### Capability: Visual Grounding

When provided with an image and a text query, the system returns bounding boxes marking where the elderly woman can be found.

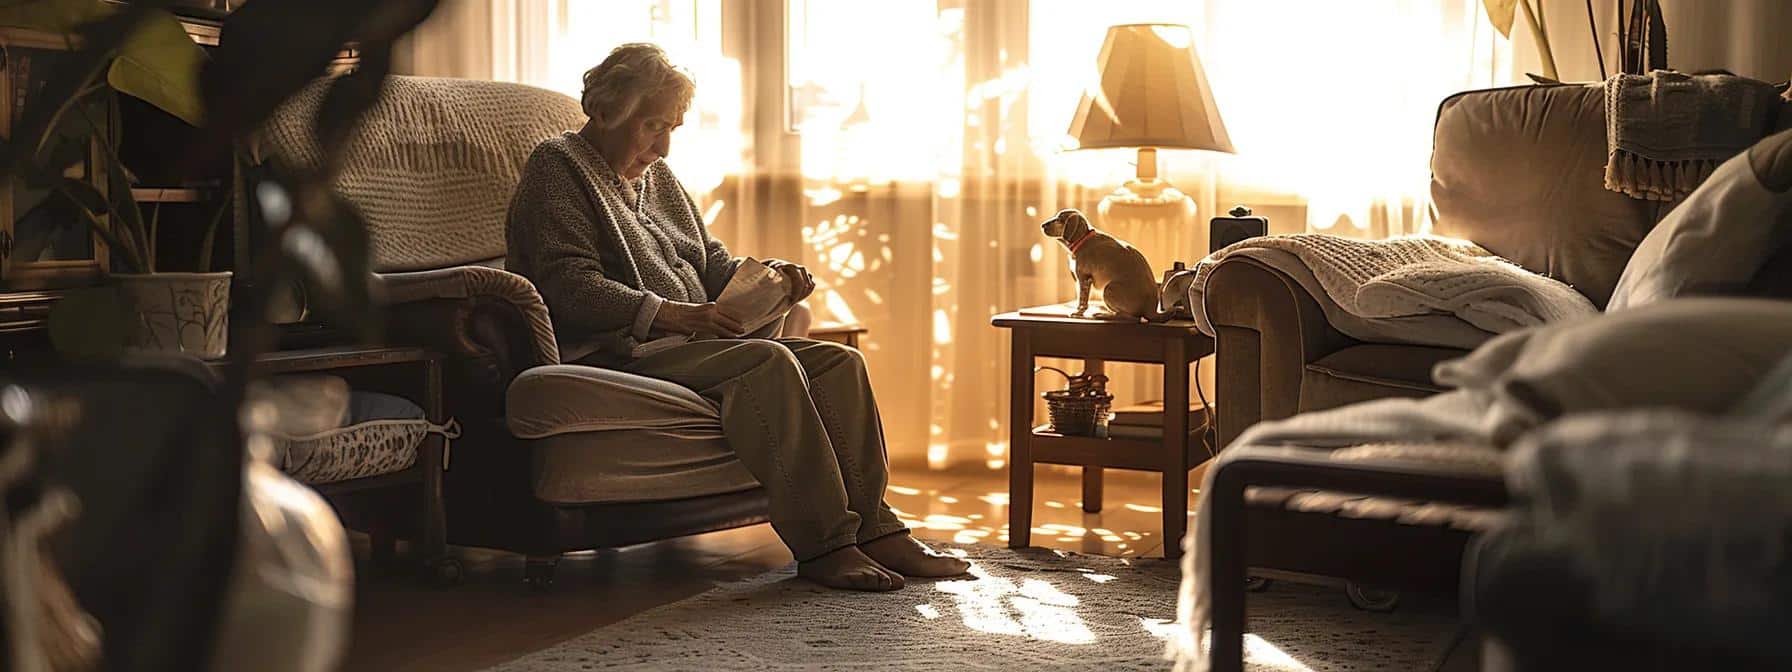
[505,43,967,591]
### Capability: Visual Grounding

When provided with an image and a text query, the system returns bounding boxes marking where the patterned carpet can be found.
[484,544,1460,671]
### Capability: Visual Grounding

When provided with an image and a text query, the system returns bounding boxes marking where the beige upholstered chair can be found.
[259,75,796,587]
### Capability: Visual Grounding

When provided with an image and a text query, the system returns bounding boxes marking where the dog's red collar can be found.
[1065,229,1095,254]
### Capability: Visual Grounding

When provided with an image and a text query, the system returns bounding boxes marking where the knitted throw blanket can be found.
[1191,234,1596,344]
[1604,71,1780,201]
[259,76,587,272]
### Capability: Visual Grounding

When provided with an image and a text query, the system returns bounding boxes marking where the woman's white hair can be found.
[580,43,695,128]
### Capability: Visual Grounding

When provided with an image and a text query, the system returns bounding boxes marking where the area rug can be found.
[484,544,1459,671]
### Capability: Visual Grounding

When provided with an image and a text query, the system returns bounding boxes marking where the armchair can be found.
[258,76,797,587]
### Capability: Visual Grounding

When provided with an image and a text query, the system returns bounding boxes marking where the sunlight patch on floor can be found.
[932,561,1097,645]
[1244,634,1316,671]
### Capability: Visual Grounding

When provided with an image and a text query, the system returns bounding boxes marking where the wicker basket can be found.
[1038,367,1112,436]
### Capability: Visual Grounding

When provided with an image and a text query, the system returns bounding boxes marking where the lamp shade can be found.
[1067,24,1234,153]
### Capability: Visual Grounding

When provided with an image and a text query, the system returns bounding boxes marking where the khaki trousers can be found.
[617,337,908,561]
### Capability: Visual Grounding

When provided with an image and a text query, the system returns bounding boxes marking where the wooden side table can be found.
[992,309,1215,560]
[208,344,458,583]
[810,322,868,349]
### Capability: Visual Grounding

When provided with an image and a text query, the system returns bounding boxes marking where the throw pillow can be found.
[1431,298,1792,443]
[1607,128,1792,310]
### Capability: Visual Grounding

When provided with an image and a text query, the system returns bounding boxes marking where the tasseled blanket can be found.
[1604,71,1780,201]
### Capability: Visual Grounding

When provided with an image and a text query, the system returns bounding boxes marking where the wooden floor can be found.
[341,461,1199,672]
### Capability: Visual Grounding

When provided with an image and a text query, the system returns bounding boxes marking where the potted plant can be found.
[3,0,220,357]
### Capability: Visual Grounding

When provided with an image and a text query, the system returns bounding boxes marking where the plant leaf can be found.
[56,175,108,214]
[0,5,141,185]
[201,0,437,142]
[1483,0,1517,38]
[108,8,207,126]
[290,189,378,341]
[68,198,146,274]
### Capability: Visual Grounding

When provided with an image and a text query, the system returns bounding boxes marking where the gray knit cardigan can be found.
[505,132,741,364]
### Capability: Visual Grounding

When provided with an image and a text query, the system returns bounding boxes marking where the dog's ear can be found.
[1064,210,1089,241]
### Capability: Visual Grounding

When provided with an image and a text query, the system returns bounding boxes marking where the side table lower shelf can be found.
[1029,425,1214,471]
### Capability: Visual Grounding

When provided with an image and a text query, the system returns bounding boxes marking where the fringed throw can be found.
[1604,70,1780,201]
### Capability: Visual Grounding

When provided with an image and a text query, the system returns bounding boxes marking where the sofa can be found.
[1207,82,1792,448]
[1193,83,1792,672]
[257,75,792,587]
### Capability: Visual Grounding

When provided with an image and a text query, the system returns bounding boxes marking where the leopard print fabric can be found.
[273,419,456,485]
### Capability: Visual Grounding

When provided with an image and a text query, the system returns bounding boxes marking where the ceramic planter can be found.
[112,272,231,359]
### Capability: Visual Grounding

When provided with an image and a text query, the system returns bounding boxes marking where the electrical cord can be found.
[1194,358,1216,458]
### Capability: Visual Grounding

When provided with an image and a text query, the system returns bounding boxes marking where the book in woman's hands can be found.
[631,258,795,358]
[716,258,795,334]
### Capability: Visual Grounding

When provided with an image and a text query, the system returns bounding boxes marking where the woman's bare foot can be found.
[860,533,972,578]
[798,545,904,591]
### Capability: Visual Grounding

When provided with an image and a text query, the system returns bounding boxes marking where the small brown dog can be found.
[1040,208,1163,321]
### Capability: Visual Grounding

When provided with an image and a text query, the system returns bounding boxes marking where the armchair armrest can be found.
[376,266,561,390]
[1203,256,1358,447]
[1208,444,1510,508]
[1200,443,1510,671]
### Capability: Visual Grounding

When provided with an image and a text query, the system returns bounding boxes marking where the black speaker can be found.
[1210,205,1268,254]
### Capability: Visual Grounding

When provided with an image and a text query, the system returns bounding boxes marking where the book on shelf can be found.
[1109,399,1208,428]
[1103,422,1218,442]
[1104,424,1164,440]
[630,258,793,358]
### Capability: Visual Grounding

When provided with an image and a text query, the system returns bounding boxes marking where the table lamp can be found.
[1068,23,1233,225]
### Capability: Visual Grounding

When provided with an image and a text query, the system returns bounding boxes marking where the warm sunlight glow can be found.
[1150,24,1191,49]
[1244,635,1317,672]
[508,0,1519,470]
[820,290,859,326]
[928,444,950,469]
[934,563,1096,645]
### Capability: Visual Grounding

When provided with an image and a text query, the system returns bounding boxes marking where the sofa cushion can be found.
[1430,85,1665,308]
[531,427,760,504]
[1433,298,1792,439]
[1300,344,1466,413]
[1607,129,1792,311]
[508,365,761,504]
[507,364,721,438]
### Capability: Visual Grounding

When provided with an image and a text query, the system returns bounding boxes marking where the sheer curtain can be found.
[397,0,1515,467]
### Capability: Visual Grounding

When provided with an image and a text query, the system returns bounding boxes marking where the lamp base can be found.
[1096,178,1197,222]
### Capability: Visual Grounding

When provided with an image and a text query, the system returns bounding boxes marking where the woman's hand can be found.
[765,259,816,302]
[653,300,747,337]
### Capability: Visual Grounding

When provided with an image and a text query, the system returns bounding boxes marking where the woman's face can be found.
[598,93,685,181]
